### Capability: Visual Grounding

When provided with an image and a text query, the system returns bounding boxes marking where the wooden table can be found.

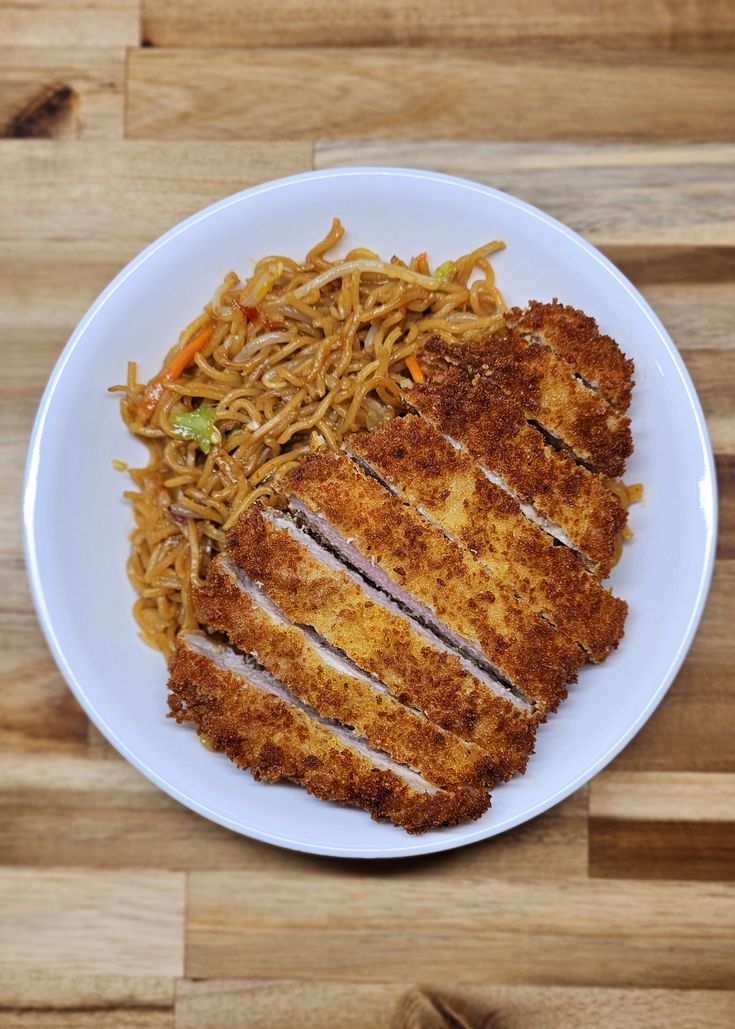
[1,4,734,1026]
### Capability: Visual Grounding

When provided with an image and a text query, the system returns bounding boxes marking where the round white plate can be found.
[24,167,717,858]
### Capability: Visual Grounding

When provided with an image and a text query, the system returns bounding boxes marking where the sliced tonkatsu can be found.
[406,367,627,578]
[196,555,496,789]
[505,300,635,413]
[348,415,627,662]
[227,503,539,780]
[169,633,490,833]
[281,451,584,711]
[426,329,633,478]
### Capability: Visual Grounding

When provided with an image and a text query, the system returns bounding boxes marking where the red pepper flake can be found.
[232,299,277,331]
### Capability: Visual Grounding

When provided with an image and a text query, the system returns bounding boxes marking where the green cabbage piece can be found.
[171,405,221,454]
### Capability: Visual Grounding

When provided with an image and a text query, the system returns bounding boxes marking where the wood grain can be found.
[186,871,735,986]
[0,870,185,978]
[588,772,735,881]
[589,819,735,881]
[126,49,735,142]
[0,49,124,139]
[719,456,735,559]
[142,0,735,51]
[0,2,139,48]
[389,984,735,1029]
[590,771,735,821]
[173,980,735,1029]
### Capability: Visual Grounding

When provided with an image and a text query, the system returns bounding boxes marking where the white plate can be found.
[24,168,717,859]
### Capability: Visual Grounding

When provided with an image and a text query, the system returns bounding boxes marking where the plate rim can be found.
[22,165,718,859]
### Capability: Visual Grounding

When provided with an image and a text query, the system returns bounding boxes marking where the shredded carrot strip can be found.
[136,323,215,422]
[405,355,425,383]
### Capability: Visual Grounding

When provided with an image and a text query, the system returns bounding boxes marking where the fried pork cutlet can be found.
[426,329,633,478]
[196,556,495,790]
[227,504,538,780]
[348,415,627,663]
[505,300,635,413]
[169,633,490,833]
[281,452,584,712]
[406,368,626,578]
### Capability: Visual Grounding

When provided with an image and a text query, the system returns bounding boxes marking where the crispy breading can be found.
[196,557,496,789]
[406,367,626,578]
[227,505,538,779]
[281,452,584,711]
[348,416,627,662]
[169,634,490,833]
[505,300,635,413]
[426,329,633,478]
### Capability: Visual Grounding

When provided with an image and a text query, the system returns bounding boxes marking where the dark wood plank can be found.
[590,819,735,881]
[718,456,735,560]
[141,0,735,51]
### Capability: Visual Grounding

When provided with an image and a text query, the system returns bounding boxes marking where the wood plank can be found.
[315,142,735,245]
[174,980,735,1029]
[0,1,139,48]
[611,562,735,772]
[0,973,173,1010]
[126,50,735,143]
[0,1017,169,1028]
[0,582,87,755]
[390,985,735,1029]
[186,872,735,986]
[588,772,735,882]
[0,870,185,978]
[0,1011,172,1028]
[0,753,588,876]
[638,283,733,350]
[590,772,735,822]
[0,140,312,252]
[603,245,735,286]
[174,979,403,1029]
[142,0,735,50]
[589,819,735,881]
[718,456,735,559]
[0,49,124,139]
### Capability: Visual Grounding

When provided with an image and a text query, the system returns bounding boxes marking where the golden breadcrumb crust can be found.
[349,416,627,662]
[227,505,538,779]
[427,329,633,478]
[196,557,497,789]
[168,635,490,834]
[505,300,635,413]
[406,368,626,578]
[281,452,584,711]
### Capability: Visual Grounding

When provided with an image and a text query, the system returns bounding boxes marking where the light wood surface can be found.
[1,3,733,1026]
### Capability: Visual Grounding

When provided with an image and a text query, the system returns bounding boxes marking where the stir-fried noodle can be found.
[112,219,506,657]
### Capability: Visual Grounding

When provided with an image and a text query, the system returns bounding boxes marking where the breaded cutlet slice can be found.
[282,451,584,712]
[426,329,633,478]
[196,556,496,789]
[348,415,627,663]
[406,367,627,578]
[227,504,538,780]
[505,300,635,413]
[169,633,490,833]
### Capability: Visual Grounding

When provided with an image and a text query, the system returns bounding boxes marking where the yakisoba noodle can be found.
[113,219,506,658]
